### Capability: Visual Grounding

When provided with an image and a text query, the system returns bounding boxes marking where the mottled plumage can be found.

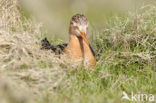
[41,37,67,54]
[41,14,96,67]
[71,14,88,25]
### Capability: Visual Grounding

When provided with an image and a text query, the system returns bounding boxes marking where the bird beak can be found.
[79,30,89,45]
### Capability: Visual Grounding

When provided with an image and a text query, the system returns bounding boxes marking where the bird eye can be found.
[72,24,78,29]
[71,22,77,27]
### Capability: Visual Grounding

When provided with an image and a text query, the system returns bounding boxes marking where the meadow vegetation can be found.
[0,0,155,103]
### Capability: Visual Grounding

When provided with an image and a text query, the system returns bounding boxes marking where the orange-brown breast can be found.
[83,42,96,67]
[64,35,96,67]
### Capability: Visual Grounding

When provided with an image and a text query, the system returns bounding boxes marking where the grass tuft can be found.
[0,0,155,103]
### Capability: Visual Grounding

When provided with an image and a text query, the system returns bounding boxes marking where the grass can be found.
[0,0,156,103]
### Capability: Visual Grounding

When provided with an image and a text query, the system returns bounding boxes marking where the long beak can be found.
[80,30,89,45]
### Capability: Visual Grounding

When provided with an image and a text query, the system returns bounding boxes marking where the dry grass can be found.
[0,0,50,69]
[0,0,70,102]
[0,0,155,103]
[94,5,156,66]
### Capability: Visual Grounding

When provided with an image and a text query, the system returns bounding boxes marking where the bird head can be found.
[69,14,89,45]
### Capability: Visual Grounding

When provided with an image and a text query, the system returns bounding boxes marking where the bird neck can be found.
[64,33,96,67]
[68,34,95,58]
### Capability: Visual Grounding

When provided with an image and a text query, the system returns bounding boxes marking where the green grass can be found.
[0,0,156,103]
[39,65,155,103]
[37,5,156,103]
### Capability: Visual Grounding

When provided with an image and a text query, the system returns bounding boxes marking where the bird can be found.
[41,14,96,67]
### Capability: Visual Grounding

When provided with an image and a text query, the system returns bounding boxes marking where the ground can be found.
[0,0,155,103]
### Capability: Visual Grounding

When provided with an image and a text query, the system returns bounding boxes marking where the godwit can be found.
[41,14,96,67]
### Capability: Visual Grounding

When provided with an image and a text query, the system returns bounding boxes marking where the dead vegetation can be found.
[0,0,155,103]
[0,0,69,102]
[95,5,156,67]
